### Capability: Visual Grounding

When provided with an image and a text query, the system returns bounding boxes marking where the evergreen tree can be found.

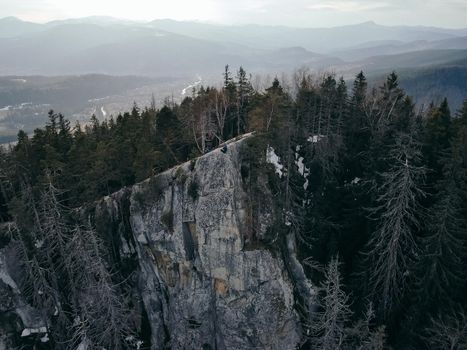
[425,98,452,183]
[236,66,253,134]
[416,136,467,310]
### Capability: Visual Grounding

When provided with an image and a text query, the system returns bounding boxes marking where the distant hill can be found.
[0,16,44,38]
[0,20,344,76]
[400,65,467,112]
[0,17,466,76]
[342,49,467,77]
[149,19,464,52]
[331,36,467,61]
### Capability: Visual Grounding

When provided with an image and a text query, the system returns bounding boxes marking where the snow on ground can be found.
[19,103,32,109]
[0,250,19,291]
[21,327,47,337]
[101,106,107,117]
[182,76,202,96]
[126,336,144,349]
[308,134,325,143]
[1,102,48,112]
[266,146,284,178]
[0,268,19,291]
[88,96,109,103]
[295,145,310,190]
[266,144,310,187]
[351,177,361,185]
[284,210,293,226]
[76,339,90,350]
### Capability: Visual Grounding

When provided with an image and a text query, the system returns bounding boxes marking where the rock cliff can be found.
[1,134,311,349]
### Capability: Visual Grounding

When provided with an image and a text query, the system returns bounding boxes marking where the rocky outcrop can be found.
[0,238,48,349]
[95,134,306,349]
[1,134,310,349]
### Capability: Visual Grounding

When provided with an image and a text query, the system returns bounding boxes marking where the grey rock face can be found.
[92,135,308,349]
[1,135,309,349]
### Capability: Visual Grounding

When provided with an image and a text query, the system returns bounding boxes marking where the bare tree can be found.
[10,181,133,349]
[309,256,353,350]
[66,224,131,350]
[422,310,467,350]
[9,222,57,333]
[364,72,404,139]
[347,304,385,350]
[9,183,71,348]
[214,88,228,141]
[306,256,387,350]
[364,133,426,318]
[359,326,386,350]
[186,88,220,154]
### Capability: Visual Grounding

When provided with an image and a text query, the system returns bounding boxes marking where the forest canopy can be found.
[0,67,466,349]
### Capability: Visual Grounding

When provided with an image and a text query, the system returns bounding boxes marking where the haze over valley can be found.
[1,16,467,142]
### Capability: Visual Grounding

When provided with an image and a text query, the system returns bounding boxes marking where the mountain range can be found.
[0,16,467,143]
[1,16,467,77]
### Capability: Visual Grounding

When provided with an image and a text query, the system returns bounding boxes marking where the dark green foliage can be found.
[2,105,196,210]
[247,71,467,348]
[0,67,257,220]
[1,67,467,349]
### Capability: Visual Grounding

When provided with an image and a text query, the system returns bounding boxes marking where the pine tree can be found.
[416,141,467,309]
[236,66,253,134]
[155,106,185,169]
[352,71,368,109]
[425,98,452,182]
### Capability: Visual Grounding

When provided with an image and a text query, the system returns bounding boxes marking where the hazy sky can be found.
[1,0,466,28]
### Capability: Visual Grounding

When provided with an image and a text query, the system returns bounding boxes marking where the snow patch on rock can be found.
[295,145,310,190]
[21,327,47,337]
[266,146,284,177]
[351,177,361,185]
[308,134,325,143]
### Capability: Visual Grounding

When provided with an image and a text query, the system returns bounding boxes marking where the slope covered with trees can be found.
[0,66,466,349]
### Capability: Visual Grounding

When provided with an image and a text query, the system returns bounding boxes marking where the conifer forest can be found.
[0,65,466,349]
